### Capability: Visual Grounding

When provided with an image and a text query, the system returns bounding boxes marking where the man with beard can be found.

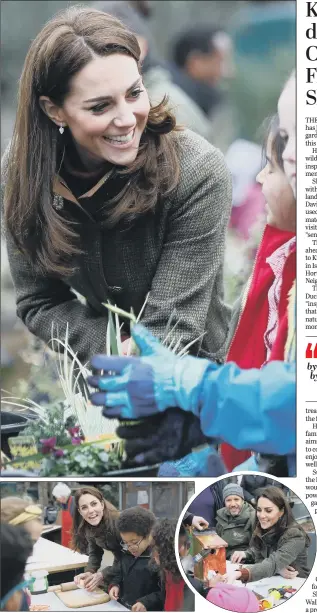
[215,484,255,560]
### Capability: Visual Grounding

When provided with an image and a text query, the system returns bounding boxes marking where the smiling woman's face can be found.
[78,494,104,526]
[41,53,150,170]
[63,54,150,168]
[256,496,284,530]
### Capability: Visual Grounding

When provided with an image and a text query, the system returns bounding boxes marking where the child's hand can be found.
[208,574,225,588]
[109,586,120,600]
[132,603,147,612]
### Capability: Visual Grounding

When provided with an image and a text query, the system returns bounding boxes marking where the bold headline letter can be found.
[307,2,317,17]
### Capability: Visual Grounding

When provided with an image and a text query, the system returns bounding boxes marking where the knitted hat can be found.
[223,483,244,502]
[207,584,260,612]
[52,483,71,499]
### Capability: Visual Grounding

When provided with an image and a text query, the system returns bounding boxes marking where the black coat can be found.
[107,547,164,611]
[240,476,289,505]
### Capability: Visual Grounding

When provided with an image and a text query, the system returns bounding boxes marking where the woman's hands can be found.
[74,571,103,592]
[192,515,209,531]
[74,572,93,587]
[279,565,298,579]
[132,603,147,612]
[230,551,247,564]
[109,586,120,600]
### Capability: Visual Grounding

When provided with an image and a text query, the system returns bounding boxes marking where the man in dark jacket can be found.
[216,484,255,560]
[240,475,289,507]
[107,506,163,611]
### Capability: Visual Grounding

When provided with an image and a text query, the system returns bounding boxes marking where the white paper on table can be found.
[137,491,148,504]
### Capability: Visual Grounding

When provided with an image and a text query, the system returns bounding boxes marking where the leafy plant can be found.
[2,295,205,475]
[40,443,124,477]
[22,401,77,449]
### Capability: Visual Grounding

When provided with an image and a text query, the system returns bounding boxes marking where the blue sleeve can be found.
[196,361,295,455]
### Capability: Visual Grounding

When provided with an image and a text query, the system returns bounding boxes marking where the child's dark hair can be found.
[263,114,285,170]
[118,506,156,537]
[151,519,182,581]
[1,524,33,604]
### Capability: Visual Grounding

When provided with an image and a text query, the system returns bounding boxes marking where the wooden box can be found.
[192,530,228,579]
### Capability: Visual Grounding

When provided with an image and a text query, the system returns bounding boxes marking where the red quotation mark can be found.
[306,343,317,358]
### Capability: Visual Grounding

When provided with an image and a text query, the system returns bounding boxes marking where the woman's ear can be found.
[39,96,66,128]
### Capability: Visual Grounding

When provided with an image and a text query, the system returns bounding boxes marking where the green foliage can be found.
[40,443,124,477]
[23,401,76,449]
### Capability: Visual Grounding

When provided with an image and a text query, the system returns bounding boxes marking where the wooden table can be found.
[26,538,88,574]
[31,592,129,611]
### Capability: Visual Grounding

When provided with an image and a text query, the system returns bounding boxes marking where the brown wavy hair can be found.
[71,486,120,553]
[4,5,181,276]
[151,518,182,581]
[251,487,310,548]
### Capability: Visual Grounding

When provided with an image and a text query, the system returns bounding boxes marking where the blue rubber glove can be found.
[89,323,213,420]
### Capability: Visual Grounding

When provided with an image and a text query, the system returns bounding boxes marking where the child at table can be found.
[107,507,164,612]
[178,523,259,612]
[151,518,191,611]
[1,524,34,612]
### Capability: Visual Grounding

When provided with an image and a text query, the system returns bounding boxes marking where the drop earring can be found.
[59,126,64,135]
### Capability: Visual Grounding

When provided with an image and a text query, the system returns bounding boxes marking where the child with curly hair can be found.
[151,519,194,612]
[108,506,163,612]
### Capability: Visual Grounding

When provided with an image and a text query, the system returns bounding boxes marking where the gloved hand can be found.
[88,323,213,420]
[117,409,209,467]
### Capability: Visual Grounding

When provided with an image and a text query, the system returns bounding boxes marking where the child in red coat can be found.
[151,519,189,612]
[221,112,296,473]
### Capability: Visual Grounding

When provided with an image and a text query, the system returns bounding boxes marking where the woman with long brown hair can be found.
[2,4,231,370]
[71,486,121,592]
[228,486,310,583]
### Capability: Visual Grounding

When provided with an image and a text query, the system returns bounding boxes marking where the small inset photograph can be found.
[177,475,315,612]
[0,480,194,612]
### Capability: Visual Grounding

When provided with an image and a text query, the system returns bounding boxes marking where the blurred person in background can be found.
[240,475,289,508]
[128,0,152,18]
[1,498,43,611]
[52,482,75,548]
[228,0,295,142]
[1,525,34,612]
[92,1,214,140]
[187,478,237,529]
[43,498,59,525]
[1,497,43,544]
[169,25,234,118]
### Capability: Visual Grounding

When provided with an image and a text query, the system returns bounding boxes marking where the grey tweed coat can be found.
[2,129,232,366]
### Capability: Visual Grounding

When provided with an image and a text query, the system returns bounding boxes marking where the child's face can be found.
[256,133,296,232]
[120,531,152,557]
[278,75,296,196]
